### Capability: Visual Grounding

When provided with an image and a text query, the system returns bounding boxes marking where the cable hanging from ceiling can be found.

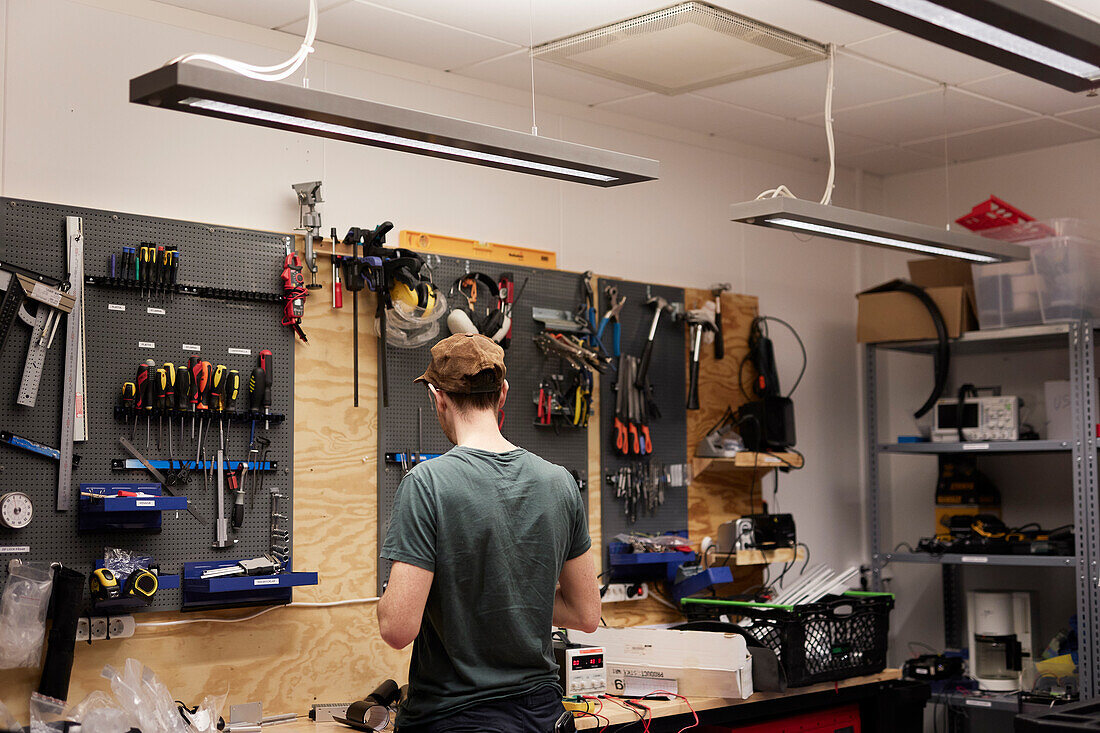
[754,42,836,206]
[166,0,318,82]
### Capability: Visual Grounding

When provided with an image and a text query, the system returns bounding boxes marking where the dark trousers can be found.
[399,685,565,733]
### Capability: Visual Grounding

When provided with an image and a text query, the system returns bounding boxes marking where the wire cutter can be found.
[596,286,626,357]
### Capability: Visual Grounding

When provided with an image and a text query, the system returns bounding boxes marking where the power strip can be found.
[75,615,136,642]
[601,583,649,603]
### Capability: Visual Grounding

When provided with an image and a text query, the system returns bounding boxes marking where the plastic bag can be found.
[104,548,154,584]
[0,560,54,669]
[103,659,192,733]
[29,693,65,733]
[0,699,19,733]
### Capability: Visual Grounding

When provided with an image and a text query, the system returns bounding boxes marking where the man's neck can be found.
[452,411,517,453]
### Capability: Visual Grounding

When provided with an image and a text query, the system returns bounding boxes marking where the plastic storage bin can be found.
[971,257,1042,329]
[972,219,1100,327]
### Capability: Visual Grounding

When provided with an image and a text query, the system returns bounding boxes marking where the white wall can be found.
[1,0,879,587]
[874,140,1096,666]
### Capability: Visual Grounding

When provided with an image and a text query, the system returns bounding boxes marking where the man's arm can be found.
[377,561,434,650]
[553,550,600,632]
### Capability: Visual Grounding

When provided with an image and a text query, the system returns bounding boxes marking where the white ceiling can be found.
[152,0,1100,176]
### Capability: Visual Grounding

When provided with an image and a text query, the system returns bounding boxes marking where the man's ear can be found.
[498,380,509,412]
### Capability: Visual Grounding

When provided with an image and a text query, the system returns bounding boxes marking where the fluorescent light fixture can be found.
[730,197,1030,262]
[813,0,1100,92]
[130,63,658,187]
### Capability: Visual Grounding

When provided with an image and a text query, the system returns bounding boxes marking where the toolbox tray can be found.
[683,592,894,687]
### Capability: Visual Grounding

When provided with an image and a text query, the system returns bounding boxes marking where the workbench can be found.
[273,670,926,733]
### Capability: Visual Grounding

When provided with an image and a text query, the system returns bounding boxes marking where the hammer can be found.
[686,308,717,410]
[635,296,671,390]
[711,282,731,359]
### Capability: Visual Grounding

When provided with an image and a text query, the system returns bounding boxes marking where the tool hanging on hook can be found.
[292,181,324,291]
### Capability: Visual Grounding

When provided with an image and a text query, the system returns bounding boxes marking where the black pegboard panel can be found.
[377,258,589,594]
[597,278,687,555]
[0,197,294,612]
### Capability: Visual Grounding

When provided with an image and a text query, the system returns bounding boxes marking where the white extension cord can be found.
[166,0,318,82]
[754,43,837,207]
[135,596,380,629]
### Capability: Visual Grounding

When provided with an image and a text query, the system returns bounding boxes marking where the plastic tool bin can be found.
[971,219,1100,328]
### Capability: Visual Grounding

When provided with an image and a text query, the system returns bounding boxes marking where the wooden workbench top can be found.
[264,670,901,732]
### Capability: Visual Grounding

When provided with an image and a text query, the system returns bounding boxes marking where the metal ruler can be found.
[16,305,51,407]
[57,216,84,511]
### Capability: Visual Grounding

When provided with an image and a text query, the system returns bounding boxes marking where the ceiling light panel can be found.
[815,0,1100,92]
[533,2,828,95]
[130,63,658,186]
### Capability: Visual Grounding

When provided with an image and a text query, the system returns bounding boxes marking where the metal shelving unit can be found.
[864,322,1096,699]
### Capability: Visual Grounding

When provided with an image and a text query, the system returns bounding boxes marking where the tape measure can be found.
[90,568,121,602]
[123,568,159,603]
[0,492,33,529]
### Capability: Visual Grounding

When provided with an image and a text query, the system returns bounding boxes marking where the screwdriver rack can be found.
[86,275,282,303]
[0,197,297,613]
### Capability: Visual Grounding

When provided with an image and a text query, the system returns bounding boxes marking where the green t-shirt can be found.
[380,445,591,727]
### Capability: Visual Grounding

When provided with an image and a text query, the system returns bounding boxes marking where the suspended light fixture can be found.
[129,63,658,187]
[813,0,1100,92]
[729,197,1029,262]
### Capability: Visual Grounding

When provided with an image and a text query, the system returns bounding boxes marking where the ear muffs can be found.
[448,272,504,338]
[391,267,437,316]
[447,308,479,336]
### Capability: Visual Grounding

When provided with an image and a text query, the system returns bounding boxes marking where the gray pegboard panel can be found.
[377,257,590,594]
[597,278,687,561]
[0,197,294,612]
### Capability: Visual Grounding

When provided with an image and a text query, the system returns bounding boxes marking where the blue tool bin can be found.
[181,559,318,611]
[79,483,189,531]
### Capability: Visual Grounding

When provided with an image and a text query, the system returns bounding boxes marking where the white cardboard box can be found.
[570,626,753,699]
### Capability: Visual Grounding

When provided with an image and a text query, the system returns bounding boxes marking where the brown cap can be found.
[414,333,507,394]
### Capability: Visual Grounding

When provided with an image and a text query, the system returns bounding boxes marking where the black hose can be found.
[864,280,950,418]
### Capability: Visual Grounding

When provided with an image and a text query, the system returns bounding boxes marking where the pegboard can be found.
[597,278,688,556]
[377,258,589,594]
[0,197,295,612]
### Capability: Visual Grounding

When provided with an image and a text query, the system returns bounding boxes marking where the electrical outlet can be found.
[89,616,108,641]
[108,615,135,639]
[75,618,90,642]
[601,583,649,603]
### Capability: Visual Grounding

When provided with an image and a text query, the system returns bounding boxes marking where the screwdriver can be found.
[248,365,265,448]
[176,362,191,451]
[155,367,168,451]
[154,246,164,302]
[231,462,246,530]
[162,363,176,456]
[210,364,227,451]
[194,360,212,464]
[138,245,149,300]
[189,356,201,440]
[134,245,141,294]
[259,349,273,430]
[170,249,179,302]
[136,362,153,449]
[226,369,240,454]
[120,381,136,438]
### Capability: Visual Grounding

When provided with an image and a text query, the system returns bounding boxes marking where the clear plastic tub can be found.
[971,257,1042,329]
[971,219,1100,327]
[1030,219,1100,323]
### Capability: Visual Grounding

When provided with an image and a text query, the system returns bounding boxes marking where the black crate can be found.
[684,592,895,687]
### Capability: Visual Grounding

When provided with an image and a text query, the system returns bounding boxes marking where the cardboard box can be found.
[857,286,976,343]
[1045,380,1073,441]
[570,626,753,699]
[907,258,977,313]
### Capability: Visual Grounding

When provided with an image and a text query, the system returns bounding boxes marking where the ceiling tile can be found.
[845,31,1009,85]
[961,73,1100,115]
[359,0,666,47]
[903,118,1098,163]
[817,88,1034,145]
[1057,105,1100,132]
[841,145,942,176]
[282,1,521,70]
[698,52,936,119]
[709,106,887,159]
[710,0,892,45]
[153,0,346,29]
[454,53,643,106]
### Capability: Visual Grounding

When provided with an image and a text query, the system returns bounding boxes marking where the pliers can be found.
[596,286,626,357]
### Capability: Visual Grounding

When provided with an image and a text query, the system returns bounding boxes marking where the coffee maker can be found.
[967,590,1037,691]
